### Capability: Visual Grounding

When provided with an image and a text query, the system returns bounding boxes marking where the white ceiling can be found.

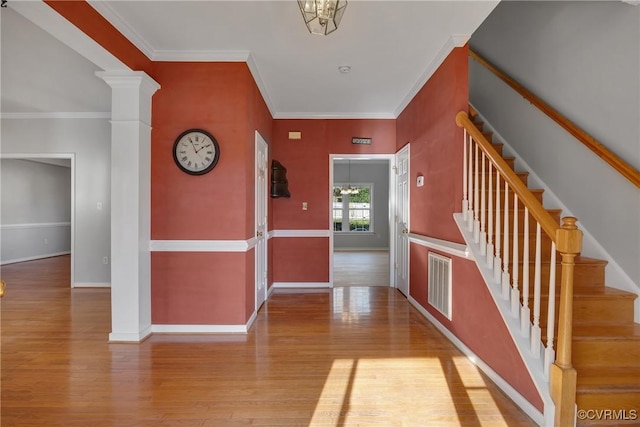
[1,1,499,119]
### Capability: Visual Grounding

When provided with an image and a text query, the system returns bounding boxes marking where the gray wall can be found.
[1,118,111,286]
[1,159,71,263]
[469,1,640,289]
[334,160,390,250]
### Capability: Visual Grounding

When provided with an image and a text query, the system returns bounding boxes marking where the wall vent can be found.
[428,252,452,319]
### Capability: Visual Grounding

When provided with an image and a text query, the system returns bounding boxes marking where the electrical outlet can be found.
[302,202,308,210]
[103,256,109,265]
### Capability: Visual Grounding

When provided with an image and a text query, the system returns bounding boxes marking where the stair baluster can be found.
[521,207,531,337]
[494,172,502,281]
[545,244,557,379]
[532,223,543,358]
[502,183,510,300]
[480,152,487,255]
[462,129,468,221]
[511,194,520,317]
[487,162,494,269]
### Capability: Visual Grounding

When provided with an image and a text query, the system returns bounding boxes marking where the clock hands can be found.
[196,143,211,154]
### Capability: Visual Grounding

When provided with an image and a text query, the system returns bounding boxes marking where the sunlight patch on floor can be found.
[311,357,510,426]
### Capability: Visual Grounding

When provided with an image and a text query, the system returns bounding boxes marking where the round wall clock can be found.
[172,129,220,175]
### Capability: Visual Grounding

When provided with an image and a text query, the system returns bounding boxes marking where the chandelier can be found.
[298,0,348,36]
[340,160,359,195]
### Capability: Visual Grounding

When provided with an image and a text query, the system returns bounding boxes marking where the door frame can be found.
[0,153,76,287]
[254,131,268,310]
[329,154,396,288]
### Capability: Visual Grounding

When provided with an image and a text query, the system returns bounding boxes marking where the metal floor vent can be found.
[428,252,452,319]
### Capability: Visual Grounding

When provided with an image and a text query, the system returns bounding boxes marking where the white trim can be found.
[329,154,396,289]
[153,50,251,62]
[408,295,545,426]
[408,233,472,260]
[246,310,258,332]
[393,35,469,118]
[270,229,330,238]
[109,326,152,343]
[273,111,396,120]
[272,282,331,289]
[470,104,640,322]
[149,239,254,252]
[0,252,71,266]
[73,282,111,288]
[0,112,111,120]
[1,222,71,230]
[334,247,389,252]
[86,0,155,59]
[247,53,276,117]
[151,324,250,334]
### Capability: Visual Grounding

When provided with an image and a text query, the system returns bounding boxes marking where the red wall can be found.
[150,62,272,324]
[398,46,542,411]
[270,119,395,283]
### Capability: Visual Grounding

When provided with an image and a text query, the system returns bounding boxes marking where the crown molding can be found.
[152,49,250,62]
[273,111,396,120]
[393,34,470,118]
[0,112,111,119]
[86,0,155,59]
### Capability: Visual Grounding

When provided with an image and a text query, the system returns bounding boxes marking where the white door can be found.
[255,132,268,310]
[395,145,410,296]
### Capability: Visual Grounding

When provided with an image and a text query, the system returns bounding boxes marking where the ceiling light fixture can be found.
[340,160,359,195]
[298,0,348,36]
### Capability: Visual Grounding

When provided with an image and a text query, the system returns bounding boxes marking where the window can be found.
[333,184,373,232]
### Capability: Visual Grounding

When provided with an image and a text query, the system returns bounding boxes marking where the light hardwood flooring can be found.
[333,250,390,287]
[1,255,535,426]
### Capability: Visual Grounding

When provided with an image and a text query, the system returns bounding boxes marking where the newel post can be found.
[550,217,582,426]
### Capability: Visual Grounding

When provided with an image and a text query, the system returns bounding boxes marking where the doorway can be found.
[329,155,394,288]
[0,154,75,286]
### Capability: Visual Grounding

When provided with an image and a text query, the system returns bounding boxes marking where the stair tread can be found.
[537,287,638,299]
[572,323,640,339]
[577,366,640,390]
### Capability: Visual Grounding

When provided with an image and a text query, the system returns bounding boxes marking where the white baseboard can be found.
[109,325,152,343]
[272,282,331,289]
[1,251,70,265]
[408,295,546,426]
[73,282,110,288]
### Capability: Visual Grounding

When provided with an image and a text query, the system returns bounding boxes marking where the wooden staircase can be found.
[469,110,640,425]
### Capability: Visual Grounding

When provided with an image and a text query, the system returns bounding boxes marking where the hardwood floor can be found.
[333,251,390,287]
[1,255,535,426]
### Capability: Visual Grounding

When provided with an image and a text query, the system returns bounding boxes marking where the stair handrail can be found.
[469,48,640,189]
[456,110,582,426]
[456,111,559,238]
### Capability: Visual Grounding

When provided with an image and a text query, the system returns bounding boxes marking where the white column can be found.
[97,71,160,342]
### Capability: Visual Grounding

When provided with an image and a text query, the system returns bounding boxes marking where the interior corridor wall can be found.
[396,45,543,411]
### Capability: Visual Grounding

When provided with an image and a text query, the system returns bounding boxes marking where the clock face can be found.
[172,129,220,175]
